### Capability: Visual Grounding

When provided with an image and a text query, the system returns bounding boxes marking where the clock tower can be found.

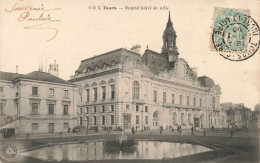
[161,11,179,64]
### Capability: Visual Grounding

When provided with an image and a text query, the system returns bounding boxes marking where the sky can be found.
[0,0,259,109]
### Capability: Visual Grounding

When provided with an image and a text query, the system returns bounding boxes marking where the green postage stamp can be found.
[211,7,259,61]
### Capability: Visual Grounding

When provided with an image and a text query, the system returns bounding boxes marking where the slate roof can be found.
[0,71,73,85]
[21,71,73,85]
[198,76,215,87]
[76,48,141,74]
[0,71,25,81]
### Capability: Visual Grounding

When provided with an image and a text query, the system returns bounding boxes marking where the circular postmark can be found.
[212,12,259,61]
[2,144,17,158]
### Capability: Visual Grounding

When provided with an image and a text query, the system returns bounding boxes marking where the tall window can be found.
[0,87,3,94]
[93,88,97,101]
[111,115,114,125]
[49,88,54,96]
[111,105,114,112]
[94,107,97,113]
[48,104,54,114]
[94,116,97,125]
[163,92,166,103]
[0,103,3,115]
[32,103,38,114]
[102,86,106,100]
[32,87,38,95]
[102,116,105,125]
[200,98,202,107]
[194,97,196,107]
[212,97,216,109]
[136,105,139,112]
[132,81,140,100]
[187,96,190,106]
[110,85,115,99]
[145,116,148,124]
[64,90,69,97]
[145,106,148,112]
[136,115,139,124]
[172,94,175,104]
[179,95,183,105]
[86,89,90,102]
[181,113,184,124]
[80,108,83,114]
[102,106,105,112]
[86,107,89,114]
[153,90,157,102]
[63,105,69,115]
[80,117,82,125]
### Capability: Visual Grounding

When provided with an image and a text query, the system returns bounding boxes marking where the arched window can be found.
[132,81,140,100]
[212,97,215,109]
[181,113,185,124]
[173,113,177,125]
[188,113,192,125]
[153,111,159,126]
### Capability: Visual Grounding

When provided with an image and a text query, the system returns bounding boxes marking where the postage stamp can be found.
[2,144,17,158]
[211,7,259,61]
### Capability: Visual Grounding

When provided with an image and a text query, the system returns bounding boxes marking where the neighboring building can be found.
[251,103,260,128]
[221,102,251,128]
[69,13,223,131]
[0,69,78,134]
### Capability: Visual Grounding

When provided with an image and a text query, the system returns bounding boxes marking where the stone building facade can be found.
[70,13,224,131]
[0,70,78,134]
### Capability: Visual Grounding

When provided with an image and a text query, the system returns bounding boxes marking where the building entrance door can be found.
[153,111,159,128]
[49,123,54,133]
[123,114,131,131]
[194,118,200,128]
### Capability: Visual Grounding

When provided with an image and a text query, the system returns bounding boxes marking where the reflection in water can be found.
[22,141,212,161]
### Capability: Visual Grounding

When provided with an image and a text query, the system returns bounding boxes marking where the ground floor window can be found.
[94,116,97,125]
[48,123,54,133]
[64,123,69,129]
[111,115,114,125]
[145,116,148,124]
[136,115,139,124]
[0,103,4,115]
[32,123,38,131]
[80,117,82,125]
[102,116,105,125]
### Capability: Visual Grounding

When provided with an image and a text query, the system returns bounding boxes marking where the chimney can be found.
[48,60,59,77]
[16,65,18,73]
[130,44,141,54]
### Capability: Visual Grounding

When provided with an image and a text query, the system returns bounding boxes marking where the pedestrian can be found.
[177,126,180,133]
[231,130,234,138]
[160,126,163,135]
[179,126,182,136]
[191,126,194,136]
[132,126,135,134]
[171,127,174,133]
[203,128,206,137]
[68,127,71,133]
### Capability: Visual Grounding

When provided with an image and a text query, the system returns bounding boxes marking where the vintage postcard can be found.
[0,0,259,162]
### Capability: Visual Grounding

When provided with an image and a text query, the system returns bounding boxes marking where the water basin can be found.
[22,140,212,161]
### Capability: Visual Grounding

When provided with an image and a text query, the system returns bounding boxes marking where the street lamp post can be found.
[141,109,144,134]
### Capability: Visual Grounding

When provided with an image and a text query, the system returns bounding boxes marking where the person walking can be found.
[231,130,234,138]
[203,128,206,137]
[179,126,182,136]
[171,127,174,133]
[191,126,194,136]
[132,126,135,134]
